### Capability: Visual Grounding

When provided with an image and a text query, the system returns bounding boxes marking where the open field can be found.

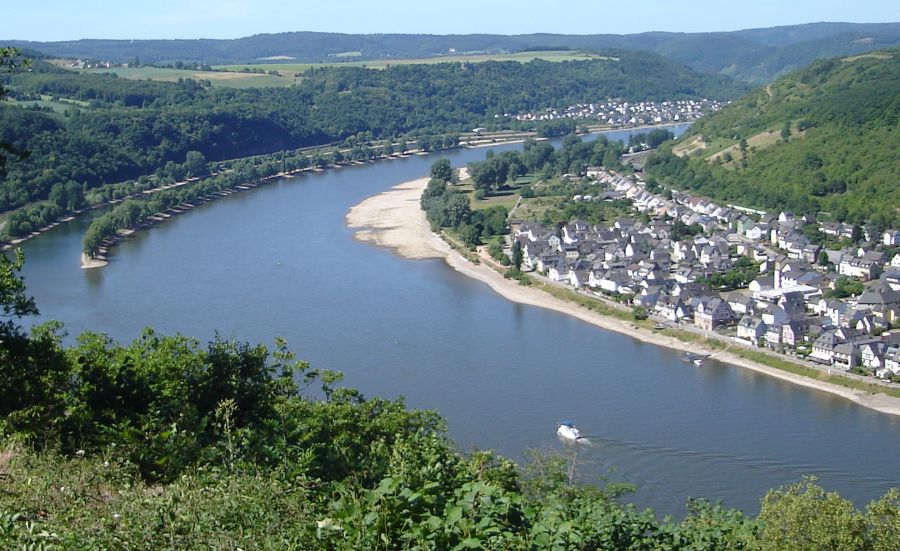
[672,135,707,157]
[706,123,808,166]
[5,98,74,114]
[842,51,894,62]
[3,91,89,114]
[472,190,520,211]
[215,51,613,75]
[81,66,294,88]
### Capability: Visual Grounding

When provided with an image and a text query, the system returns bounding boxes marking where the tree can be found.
[185,151,208,177]
[632,306,648,320]
[865,489,900,551]
[459,224,481,248]
[430,159,452,182]
[0,48,29,177]
[421,178,447,206]
[781,122,792,141]
[512,240,523,271]
[0,249,38,339]
[443,194,471,228]
[826,276,864,299]
[817,250,830,266]
[756,477,866,551]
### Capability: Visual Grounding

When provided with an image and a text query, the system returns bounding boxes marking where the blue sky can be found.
[5,0,900,41]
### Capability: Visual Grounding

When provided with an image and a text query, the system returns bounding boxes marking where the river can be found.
[17,127,900,517]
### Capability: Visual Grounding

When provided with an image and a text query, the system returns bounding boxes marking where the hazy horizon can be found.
[4,0,900,42]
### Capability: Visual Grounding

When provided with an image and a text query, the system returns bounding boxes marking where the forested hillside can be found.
[7,22,900,83]
[0,52,744,225]
[644,49,900,229]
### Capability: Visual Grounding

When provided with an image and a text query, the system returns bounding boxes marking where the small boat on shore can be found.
[557,420,584,441]
[684,352,710,364]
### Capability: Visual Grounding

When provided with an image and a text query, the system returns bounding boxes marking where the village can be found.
[506,167,900,381]
[508,98,728,127]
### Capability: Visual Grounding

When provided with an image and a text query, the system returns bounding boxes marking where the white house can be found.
[885,346,900,375]
[736,315,766,342]
[839,251,885,281]
[761,305,789,327]
[694,298,734,331]
[745,225,765,241]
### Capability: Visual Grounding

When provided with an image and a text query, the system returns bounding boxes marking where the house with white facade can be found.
[694,297,734,331]
[737,315,766,342]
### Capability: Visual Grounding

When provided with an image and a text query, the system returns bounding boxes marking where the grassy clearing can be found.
[672,135,706,157]
[531,280,641,325]
[82,67,294,88]
[471,182,526,211]
[5,98,73,114]
[472,192,520,211]
[696,136,733,156]
[842,51,894,62]
[659,327,706,344]
[732,349,900,398]
[215,51,611,75]
[516,196,561,221]
[706,123,808,166]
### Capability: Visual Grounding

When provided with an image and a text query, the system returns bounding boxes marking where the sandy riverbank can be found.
[346,176,900,418]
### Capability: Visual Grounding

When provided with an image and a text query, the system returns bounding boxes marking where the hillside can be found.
[644,49,900,229]
[6,22,900,83]
[0,51,745,229]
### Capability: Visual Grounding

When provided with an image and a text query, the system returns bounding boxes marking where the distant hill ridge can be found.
[5,22,900,83]
[644,48,900,229]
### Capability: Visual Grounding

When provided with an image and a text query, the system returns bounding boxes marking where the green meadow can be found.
[216,50,613,76]
[82,66,294,88]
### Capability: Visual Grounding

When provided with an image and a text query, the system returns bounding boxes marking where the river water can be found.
[17,127,900,517]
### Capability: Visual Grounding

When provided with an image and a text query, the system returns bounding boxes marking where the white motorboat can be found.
[557,420,583,441]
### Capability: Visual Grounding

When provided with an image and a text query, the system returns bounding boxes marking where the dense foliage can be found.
[469,134,624,193]
[0,53,744,228]
[421,161,509,248]
[644,49,900,229]
[8,22,900,82]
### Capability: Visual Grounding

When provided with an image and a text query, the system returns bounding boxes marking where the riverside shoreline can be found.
[346,177,900,418]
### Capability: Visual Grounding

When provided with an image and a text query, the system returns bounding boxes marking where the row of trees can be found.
[75,140,388,254]
[627,127,675,150]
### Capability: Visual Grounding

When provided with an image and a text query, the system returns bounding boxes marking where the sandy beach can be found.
[347,177,900,418]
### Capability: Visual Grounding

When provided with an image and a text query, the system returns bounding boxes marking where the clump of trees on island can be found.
[469,135,624,195]
[421,159,509,249]
[2,247,899,548]
[422,135,630,251]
